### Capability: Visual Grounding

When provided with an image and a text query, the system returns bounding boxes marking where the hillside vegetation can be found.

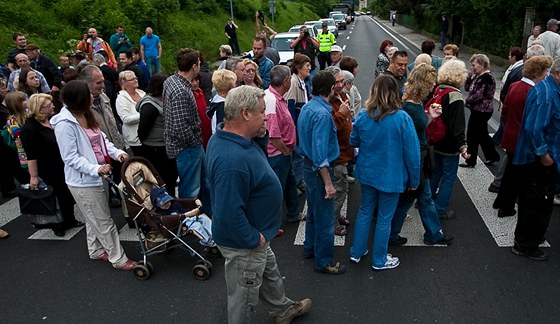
[0,0,328,72]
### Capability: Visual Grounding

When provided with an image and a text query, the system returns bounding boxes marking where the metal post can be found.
[230,0,234,20]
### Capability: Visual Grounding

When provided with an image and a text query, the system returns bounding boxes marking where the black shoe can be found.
[314,261,346,275]
[511,245,548,261]
[53,230,66,237]
[492,199,501,209]
[484,158,499,165]
[439,210,456,219]
[488,184,499,193]
[424,234,453,245]
[459,163,475,168]
[109,196,121,208]
[389,235,408,246]
[498,209,516,218]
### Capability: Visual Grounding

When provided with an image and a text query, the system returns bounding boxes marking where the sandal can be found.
[314,261,347,275]
[113,259,137,271]
[338,217,350,226]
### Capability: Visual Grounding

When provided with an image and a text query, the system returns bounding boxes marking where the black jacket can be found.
[32,54,62,88]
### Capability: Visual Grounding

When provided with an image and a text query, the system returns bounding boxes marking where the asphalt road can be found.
[1,15,560,323]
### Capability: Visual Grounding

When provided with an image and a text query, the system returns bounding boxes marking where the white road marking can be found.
[294,200,346,246]
[457,156,549,248]
[369,17,413,53]
[349,31,352,34]
[342,45,347,51]
[346,36,350,40]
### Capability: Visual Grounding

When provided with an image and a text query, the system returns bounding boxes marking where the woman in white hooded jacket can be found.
[115,70,145,156]
[51,80,137,271]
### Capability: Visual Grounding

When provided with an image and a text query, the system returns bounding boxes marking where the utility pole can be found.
[230,0,234,20]
[269,0,276,26]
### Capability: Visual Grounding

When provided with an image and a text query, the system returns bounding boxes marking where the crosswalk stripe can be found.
[457,156,550,248]
[293,195,346,246]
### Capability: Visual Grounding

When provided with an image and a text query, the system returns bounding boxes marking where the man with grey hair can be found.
[265,66,303,235]
[537,19,560,59]
[93,53,119,104]
[206,85,312,324]
[512,57,560,261]
[527,26,541,48]
[325,66,353,236]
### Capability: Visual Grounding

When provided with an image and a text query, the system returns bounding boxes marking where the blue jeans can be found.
[303,161,335,270]
[391,178,444,243]
[175,145,211,214]
[350,184,400,267]
[145,56,160,75]
[430,153,459,215]
[268,155,300,221]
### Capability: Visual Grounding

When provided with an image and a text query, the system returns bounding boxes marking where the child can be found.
[150,188,216,247]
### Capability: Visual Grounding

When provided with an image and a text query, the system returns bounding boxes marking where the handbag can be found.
[16,185,63,227]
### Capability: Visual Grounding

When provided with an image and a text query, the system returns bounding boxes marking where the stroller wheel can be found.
[193,264,210,280]
[138,260,154,273]
[197,259,213,272]
[133,264,151,280]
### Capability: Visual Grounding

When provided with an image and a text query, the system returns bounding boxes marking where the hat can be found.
[547,19,560,26]
[67,50,86,59]
[330,45,343,53]
[24,44,39,51]
[150,187,174,208]
[322,22,328,27]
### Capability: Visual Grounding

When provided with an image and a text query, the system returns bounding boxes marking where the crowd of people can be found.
[1,15,560,324]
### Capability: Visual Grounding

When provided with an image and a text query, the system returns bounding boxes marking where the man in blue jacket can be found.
[206,85,311,324]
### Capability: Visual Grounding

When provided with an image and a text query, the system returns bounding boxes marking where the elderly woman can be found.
[494,56,553,217]
[389,63,453,246]
[137,74,178,196]
[374,39,394,78]
[20,94,83,237]
[241,59,263,88]
[116,70,145,156]
[429,60,469,220]
[51,80,136,270]
[407,53,432,74]
[18,68,43,98]
[340,56,362,117]
[207,69,238,133]
[349,75,420,271]
[284,53,311,113]
[460,54,500,167]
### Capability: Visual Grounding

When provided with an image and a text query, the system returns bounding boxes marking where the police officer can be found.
[316,22,336,70]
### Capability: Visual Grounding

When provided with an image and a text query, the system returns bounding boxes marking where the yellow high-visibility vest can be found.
[317,32,335,52]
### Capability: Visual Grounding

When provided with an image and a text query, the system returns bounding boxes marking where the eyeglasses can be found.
[41,102,54,109]
[126,77,138,82]
[244,69,256,74]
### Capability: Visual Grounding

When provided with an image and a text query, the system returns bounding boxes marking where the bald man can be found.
[76,27,117,65]
[140,27,162,75]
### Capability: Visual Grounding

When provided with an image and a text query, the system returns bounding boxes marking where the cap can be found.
[24,44,39,51]
[547,19,559,26]
[150,187,174,208]
[322,22,328,27]
[67,50,86,59]
[330,45,343,53]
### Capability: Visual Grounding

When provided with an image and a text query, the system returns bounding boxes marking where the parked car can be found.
[332,13,347,30]
[269,32,300,64]
[366,11,372,16]
[288,25,318,38]
[305,20,323,32]
[319,18,339,38]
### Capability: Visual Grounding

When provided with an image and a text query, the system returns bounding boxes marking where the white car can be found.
[270,32,300,64]
[288,25,319,38]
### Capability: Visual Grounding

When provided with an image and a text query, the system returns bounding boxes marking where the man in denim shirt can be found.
[252,36,274,89]
[297,71,346,275]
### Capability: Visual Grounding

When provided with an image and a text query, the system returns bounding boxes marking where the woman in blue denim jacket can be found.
[348,74,420,271]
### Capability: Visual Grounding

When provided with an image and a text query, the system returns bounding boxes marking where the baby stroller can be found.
[120,156,219,280]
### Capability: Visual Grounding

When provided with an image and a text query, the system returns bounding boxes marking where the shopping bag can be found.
[16,185,63,226]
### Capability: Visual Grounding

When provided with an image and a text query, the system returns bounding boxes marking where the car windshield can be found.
[333,14,345,20]
[322,19,335,26]
[271,37,293,51]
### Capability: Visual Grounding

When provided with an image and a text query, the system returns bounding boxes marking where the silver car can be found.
[288,25,319,38]
[319,18,339,38]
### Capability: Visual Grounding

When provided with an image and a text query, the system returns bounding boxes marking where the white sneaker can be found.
[349,250,368,264]
[372,254,400,271]
[554,195,560,206]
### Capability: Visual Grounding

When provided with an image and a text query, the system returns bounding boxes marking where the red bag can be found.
[424,86,458,144]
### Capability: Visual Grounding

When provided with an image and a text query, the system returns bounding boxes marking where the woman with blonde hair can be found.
[20,94,83,236]
[116,70,145,156]
[349,74,420,271]
[207,69,238,133]
[241,59,263,88]
[389,63,453,246]
[430,60,470,220]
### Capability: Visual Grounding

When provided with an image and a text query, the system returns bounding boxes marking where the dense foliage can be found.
[0,0,323,72]
[368,0,560,56]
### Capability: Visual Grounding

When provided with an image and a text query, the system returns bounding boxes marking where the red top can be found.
[193,88,212,149]
[330,92,354,165]
[501,80,533,153]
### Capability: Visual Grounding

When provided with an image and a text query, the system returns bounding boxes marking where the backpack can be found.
[424,86,458,144]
